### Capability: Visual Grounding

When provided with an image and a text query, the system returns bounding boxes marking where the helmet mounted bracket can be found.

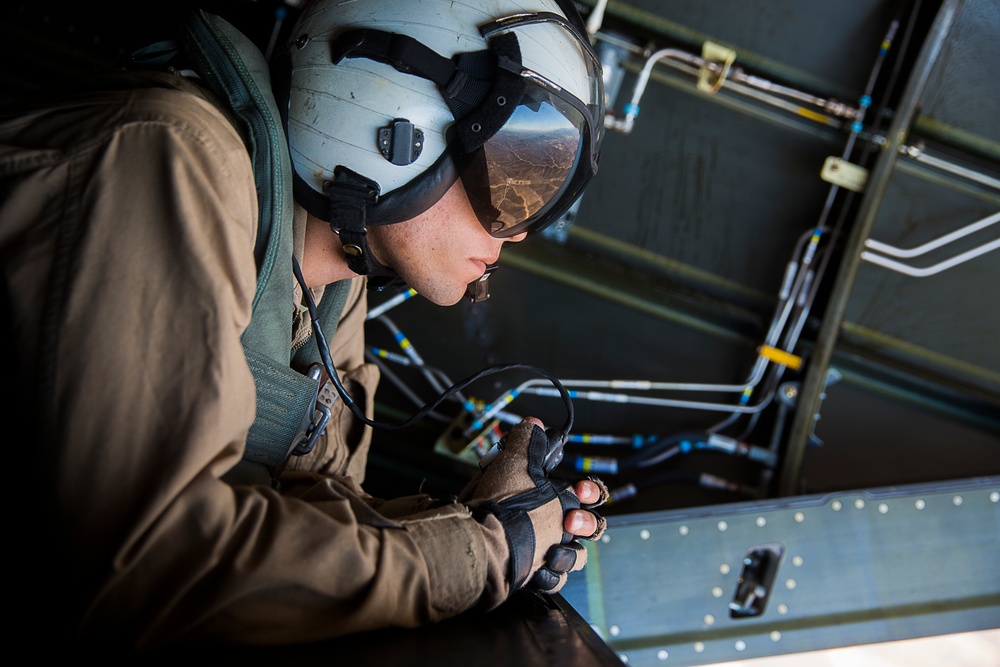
[379,119,424,166]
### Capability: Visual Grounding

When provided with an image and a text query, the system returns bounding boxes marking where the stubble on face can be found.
[367,179,512,306]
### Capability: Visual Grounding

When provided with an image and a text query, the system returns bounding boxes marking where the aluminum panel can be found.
[562,476,1000,666]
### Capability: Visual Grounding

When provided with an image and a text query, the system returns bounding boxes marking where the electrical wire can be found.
[363,349,453,423]
[292,257,575,435]
[371,314,453,396]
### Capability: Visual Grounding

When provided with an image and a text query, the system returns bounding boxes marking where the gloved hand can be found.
[459,419,608,608]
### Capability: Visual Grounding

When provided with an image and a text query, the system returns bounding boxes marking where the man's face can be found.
[367,179,526,306]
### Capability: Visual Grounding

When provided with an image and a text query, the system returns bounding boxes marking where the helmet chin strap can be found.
[316,166,404,291]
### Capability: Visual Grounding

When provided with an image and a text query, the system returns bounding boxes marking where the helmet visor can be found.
[459,13,603,238]
[459,78,590,237]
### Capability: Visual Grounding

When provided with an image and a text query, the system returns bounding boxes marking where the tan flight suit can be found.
[0,72,499,648]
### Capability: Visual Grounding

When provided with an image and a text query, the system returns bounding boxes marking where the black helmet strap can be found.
[318,167,399,285]
[330,29,490,120]
[328,29,524,152]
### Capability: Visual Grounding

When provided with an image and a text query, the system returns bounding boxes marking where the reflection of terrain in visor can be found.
[461,84,584,236]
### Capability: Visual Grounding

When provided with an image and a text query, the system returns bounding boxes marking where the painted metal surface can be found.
[562,476,1000,666]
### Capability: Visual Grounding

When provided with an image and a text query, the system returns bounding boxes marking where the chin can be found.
[409,279,468,307]
[398,265,479,306]
[427,290,466,307]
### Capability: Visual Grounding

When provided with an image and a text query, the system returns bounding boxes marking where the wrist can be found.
[403,503,493,618]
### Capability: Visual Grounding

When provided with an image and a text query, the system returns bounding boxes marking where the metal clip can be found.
[378,118,424,166]
[466,263,498,303]
[478,441,505,471]
[698,41,737,94]
[293,366,338,456]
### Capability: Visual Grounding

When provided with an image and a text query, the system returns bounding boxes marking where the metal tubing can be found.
[864,210,1000,258]
[860,236,1000,276]
[578,0,853,99]
[903,148,1000,191]
[778,0,964,496]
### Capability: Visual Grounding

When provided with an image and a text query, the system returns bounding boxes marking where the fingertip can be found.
[565,509,596,536]
[575,480,598,503]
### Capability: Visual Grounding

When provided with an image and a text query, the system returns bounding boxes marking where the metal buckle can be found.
[466,263,498,303]
[292,365,338,456]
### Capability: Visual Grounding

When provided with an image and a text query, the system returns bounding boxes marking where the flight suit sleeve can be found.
[1,86,494,648]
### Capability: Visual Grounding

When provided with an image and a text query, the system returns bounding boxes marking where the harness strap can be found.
[179,10,350,484]
[225,347,320,485]
[326,167,381,277]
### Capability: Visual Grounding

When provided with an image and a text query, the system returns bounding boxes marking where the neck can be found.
[301,213,361,288]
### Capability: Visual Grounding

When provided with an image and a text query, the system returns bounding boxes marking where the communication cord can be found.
[292,257,576,438]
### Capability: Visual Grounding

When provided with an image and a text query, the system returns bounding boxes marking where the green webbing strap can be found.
[183,10,291,287]
[181,12,356,484]
[226,280,350,485]
[180,10,305,484]
[234,346,320,474]
[183,10,296,364]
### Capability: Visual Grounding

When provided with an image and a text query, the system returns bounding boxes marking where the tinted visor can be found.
[460,14,603,238]
[460,79,589,237]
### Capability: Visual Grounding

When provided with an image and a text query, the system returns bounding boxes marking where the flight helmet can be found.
[279,0,605,285]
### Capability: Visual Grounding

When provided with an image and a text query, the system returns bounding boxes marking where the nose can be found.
[505,231,528,244]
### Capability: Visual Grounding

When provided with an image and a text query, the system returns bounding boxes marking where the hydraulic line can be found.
[860,237,1000,277]
[608,472,751,505]
[514,381,771,415]
[598,31,861,135]
[367,287,418,320]
[596,16,901,443]
[585,0,609,36]
[736,5,921,421]
[372,314,452,397]
[863,210,1000,258]
[781,0,960,495]
[702,228,829,436]
[900,145,1000,192]
[360,295,783,487]
[456,219,833,440]
[780,14,908,357]
[721,19,902,437]
[609,47,698,133]
[294,257,576,437]
[365,349,453,423]
[564,431,776,477]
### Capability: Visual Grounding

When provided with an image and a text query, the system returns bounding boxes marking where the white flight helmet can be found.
[277,0,604,279]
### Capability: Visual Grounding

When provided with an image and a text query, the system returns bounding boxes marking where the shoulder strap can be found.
[180,10,336,485]
[182,9,294,355]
